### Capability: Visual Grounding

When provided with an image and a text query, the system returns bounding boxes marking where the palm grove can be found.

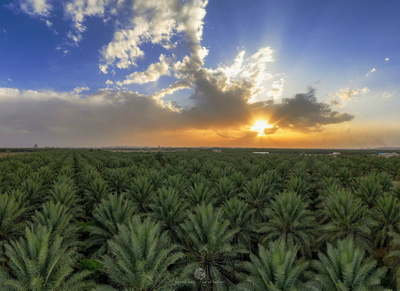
[0,150,400,290]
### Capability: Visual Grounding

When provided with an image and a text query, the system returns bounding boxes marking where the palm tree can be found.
[165,174,188,193]
[150,187,188,239]
[376,172,393,192]
[385,232,400,289]
[320,190,372,249]
[6,189,28,207]
[355,174,384,207]
[178,204,245,290]
[0,225,94,291]
[84,176,110,213]
[87,194,135,255]
[259,170,282,195]
[310,238,388,290]
[189,173,208,187]
[0,193,26,242]
[336,167,354,188]
[286,175,311,199]
[240,176,271,221]
[393,184,400,200]
[314,181,343,209]
[370,193,400,249]
[222,197,255,248]
[259,191,317,256]
[20,176,43,205]
[186,182,216,206]
[125,175,154,212]
[48,175,79,210]
[215,177,236,204]
[32,201,80,248]
[237,240,309,291]
[230,171,245,190]
[105,168,129,195]
[100,216,183,290]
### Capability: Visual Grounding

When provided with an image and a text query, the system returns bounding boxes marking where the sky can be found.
[0,0,399,148]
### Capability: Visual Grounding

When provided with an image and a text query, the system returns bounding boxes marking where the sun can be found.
[250,120,274,136]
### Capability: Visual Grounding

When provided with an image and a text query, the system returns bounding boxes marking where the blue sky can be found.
[1,0,398,93]
[0,0,399,147]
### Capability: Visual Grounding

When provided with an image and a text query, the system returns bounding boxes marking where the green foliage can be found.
[0,225,94,291]
[48,175,79,210]
[241,176,271,220]
[237,240,309,291]
[165,174,187,192]
[186,182,216,205]
[101,216,183,290]
[20,176,43,205]
[80,258,103,271]
[215,177,236,204]
[370,193,400,248]
[355,173,385,207]
[385,232,400,289]
[105,168,129,195]
[84,176,110,212]
[87,194,135,255]
[286,175,311,198]
[1,149,400,290]
[260,191,316,256]
[125,175,154,212]
[222,197,255,247]
[32,201,79,248]
[310,238,388,290]
[178,204,244,289]
[0,193,26,241]
[150,187,188,237]
[321,190,372,249]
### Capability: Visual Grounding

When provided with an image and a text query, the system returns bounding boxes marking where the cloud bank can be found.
[0,82,353,146]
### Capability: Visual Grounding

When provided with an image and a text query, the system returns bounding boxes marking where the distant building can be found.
[253,152,270,155]
[329,152,341,156]
[34,144,39,149]
[212,149,222,152]
[377,152,400,158]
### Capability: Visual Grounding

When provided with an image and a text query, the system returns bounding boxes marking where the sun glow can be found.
[250,120,274,137]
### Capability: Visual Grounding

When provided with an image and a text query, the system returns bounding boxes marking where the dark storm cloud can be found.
[257,89,354,132]
[176,68,354,133]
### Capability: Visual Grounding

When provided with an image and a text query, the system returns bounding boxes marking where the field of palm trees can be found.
[1,149,400,290]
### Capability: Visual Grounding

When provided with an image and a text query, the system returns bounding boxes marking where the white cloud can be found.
[65,0,119,43]
[0,87,76,102]
[151,81,190,111]
[267,78,285,99]
[72,86,90,94]
[333,87,370,105]
[200,47,275,103]
[385,57,390,62]
[366,67,377,77]
[100,0,208,72]
[19,0,51,16]
[0,87,126,106]
[117,54,171,85]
